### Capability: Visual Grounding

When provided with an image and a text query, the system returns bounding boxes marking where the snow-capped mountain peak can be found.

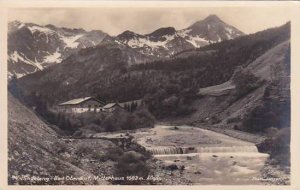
[114,15,244,57]
[7,15,244,79]
[8,21,108,78]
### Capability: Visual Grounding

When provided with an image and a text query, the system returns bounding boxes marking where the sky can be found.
[8,7,291,36]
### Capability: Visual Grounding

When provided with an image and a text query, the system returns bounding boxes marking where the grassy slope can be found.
[167,40,290,137]
[8,93,116,185]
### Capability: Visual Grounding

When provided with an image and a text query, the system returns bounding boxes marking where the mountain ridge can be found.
[114,14,244,57]
[8,21,109,78]
[8,15,244,78]
[14,22,289,107]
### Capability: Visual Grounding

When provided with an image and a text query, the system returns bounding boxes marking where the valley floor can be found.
[93,124,289,185]
[8,91,290,185]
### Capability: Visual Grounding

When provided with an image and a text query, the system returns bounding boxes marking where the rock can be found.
[179,165,185,170]
[230,156,234,158]
[194,171,202,174]
[212,155,218,158]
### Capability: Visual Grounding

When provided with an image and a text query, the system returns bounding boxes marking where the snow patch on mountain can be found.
[225,27,234,35]
[43,48,62,63]
[8,21,109,79]
[28,25,55,35]
[18,23,25,29]
[177,29,191,38]
[127,34,175,49]
[61,34,83,49]
[9,51,44,71]
[186,35,209,48]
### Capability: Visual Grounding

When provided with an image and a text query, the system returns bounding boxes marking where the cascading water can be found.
[195,145,258,153]
[147,145,258,155]
[134,125,271,185]
[147,147,184,155]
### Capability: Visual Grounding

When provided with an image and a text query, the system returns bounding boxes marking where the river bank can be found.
[130,125,272,185]
[86,124,289,185]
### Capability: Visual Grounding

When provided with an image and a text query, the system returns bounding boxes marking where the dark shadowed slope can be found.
[8,93,116,185]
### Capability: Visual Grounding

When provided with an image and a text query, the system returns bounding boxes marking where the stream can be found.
[132,125,269,185]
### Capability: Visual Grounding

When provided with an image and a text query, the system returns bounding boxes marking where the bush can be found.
[257,127,290,166]
[102,114,121,132]
[84,123,104,133]
[211,115,221,124]
[241,98,290,133]
[106,146,124,161]
[51,107,155,134]
[53,141,70,154]
[226,116,241,124]
[75,144,94,157]
[232,66,261,98]
[114,151,150,184]
[100,108,154,132]
[132,108,155,129]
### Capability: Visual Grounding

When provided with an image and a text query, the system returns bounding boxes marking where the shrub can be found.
[241,98,290,133]
[133,108,155,129]
[75,145,93,157]
[106,146,124,161]
[84,123,104,133]
[232,66,261,98]
[211,115,221,124]
[53,141,70,154]
[114,151,150,184]
[257,127,290,166]
[102,114,121,132]
[226,116,241,124]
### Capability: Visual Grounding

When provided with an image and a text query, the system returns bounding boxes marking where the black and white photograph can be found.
[1,1,299,187]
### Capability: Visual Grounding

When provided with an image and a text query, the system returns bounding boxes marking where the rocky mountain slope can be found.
[8,21,108,78]
[191,40,290,125]
[115,15,244,58]
[14,22,289,111]
[8,93,119,185]
[8,15,243,79]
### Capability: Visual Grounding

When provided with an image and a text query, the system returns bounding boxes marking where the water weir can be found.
[146,145,258,155]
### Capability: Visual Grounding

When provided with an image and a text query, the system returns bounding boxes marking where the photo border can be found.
[0,1,299,190]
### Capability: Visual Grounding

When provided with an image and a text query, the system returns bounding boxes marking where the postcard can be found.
[0,1,299,189]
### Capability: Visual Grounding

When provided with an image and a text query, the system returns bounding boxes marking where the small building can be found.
[119,99,144,111]
[102,103,123,113]
[58,97,105,113]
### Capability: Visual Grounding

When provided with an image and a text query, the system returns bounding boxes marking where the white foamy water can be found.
[156,152,269,185]
[133,125,270,184]
[147,145,258,155]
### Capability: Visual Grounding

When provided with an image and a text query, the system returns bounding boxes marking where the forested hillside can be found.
[12,22,290,119]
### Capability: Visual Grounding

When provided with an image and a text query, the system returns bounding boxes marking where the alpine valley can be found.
[8,14,291,185]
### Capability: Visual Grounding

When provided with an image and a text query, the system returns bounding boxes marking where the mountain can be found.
[14,22,289,108]
[114,15,244,58]
[8,21,108,78]
[8,93,93,184]
[7,15,243,78]
[8,92,123,185]
[193,40,290,124]
[12,40,154,105]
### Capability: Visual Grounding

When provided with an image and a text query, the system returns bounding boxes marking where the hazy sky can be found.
[8,7,291,36]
